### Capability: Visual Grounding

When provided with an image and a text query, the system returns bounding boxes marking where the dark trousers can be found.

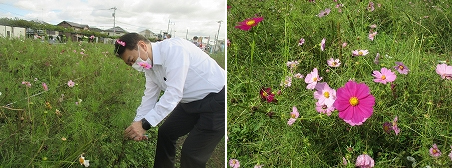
[153,87,225,168]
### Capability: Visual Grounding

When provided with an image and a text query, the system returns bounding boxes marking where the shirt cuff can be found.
[142,109,166,127]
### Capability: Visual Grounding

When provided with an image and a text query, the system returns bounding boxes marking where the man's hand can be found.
[124,121,148,141]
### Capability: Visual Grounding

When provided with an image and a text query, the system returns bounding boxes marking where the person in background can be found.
[114,33,225,168]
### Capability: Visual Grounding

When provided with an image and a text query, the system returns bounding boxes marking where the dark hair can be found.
[114,33,150,58]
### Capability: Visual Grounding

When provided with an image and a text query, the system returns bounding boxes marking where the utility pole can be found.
[111,7,117,34]
[214,20,222,53]
[167,19,171,35]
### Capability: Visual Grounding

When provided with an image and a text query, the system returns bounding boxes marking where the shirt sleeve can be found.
[143,45,190,127]
[133,73,161,122]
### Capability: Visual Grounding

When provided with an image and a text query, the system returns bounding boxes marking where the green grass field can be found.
[227,0,452,167]
[0,38,224,167]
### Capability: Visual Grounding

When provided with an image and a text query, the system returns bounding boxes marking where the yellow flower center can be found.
[398,65,404,70]
[246,20,256,26]
[349,97,359,106]
[358,51,363,55]
[323,91,330,98]
[79,157,85,164]
[291,114,296,118]
[381,75,386,80]
[313,77,318,82]
[262,92,268,97]
[332,62,337,66]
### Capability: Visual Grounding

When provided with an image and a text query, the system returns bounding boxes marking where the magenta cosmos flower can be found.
[372,67,396,84]
[327,58,341,67]
[229,159,240,168]
[393,62,409,74]
[355,154,374,168]
[333,81,375,126]
[429,144,442,157]
[305,68,322,90]
[42,82,48,91]
[235,17,264,31]
[436,64,452,79]
[260,87,276,103]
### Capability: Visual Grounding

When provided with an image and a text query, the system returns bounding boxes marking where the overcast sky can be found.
[0,0,226,40]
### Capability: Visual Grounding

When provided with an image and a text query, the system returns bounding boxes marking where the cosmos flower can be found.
[436,64,452,79]
[79,153,90,167]
[314,82,336,107]
[42,82,48,91]
[352,50,369,56]
[287,106,299,126]
[372,68,397,84]
[320,38,326,51]
[138,62,152,69]
[235,17,264,31]
[368,31,377,41]
[260,87,277,103]
[393,62,409,74]
[298,38,305,46]
[229,159,240,168]
[355,154,374,168]
[333,81,375,126]
[317,8,331,18]
[392,116,400,135]
[327,58,341,67]
[305,68,322,90]
[22,81,31,87]
[315,102,335,116]
[383,122,392,134]
[429,144,442,157]
[67,80,75,87]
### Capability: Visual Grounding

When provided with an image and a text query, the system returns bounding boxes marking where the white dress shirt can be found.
[133,38,225,127]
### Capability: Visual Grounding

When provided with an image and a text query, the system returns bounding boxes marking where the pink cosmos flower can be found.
[22,81,31,87]
[281,76,292,87]
[372,67,397,84]
[42,82,48,91]
[293,73,304,79]
[352,50,369,56]
[254,164,263,168]
[287,106,299,126]
[235,17,264,31]
[305,68,322,90]
[67,80,75,87]
[333,81,375,126]
[370,24,377,29]
[392,116,400,135]
[368,31,377,41]
[355,154,374,168]
[327,58,341,67]
[367,1,375,12]
[317,8,331,18]
[298,38,305,46]
[138,62,152,69]
[342,42,348,48]
[320,38,326,51]
[229,159,240,168]
[314,82,336,107]
[315,102,335,116]
[429,144,442,157]
[286,60,299,69]
[393,62,409,74]
[436,64,452,79]
[342,157,348,165]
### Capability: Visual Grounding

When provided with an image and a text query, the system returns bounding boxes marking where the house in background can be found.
[104,26,127,37]
[139,29,158,39]
[57,21,89,42]
[0,25,26,38]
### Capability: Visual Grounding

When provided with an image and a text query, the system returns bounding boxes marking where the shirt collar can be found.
[151,42,162,65]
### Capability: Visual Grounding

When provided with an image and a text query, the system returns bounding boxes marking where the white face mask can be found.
[132,45,152,72]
